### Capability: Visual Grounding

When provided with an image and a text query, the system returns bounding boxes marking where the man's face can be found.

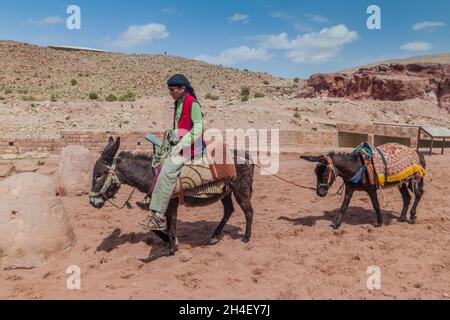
[169,86,185,101]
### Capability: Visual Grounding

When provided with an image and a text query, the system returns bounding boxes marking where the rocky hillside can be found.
[299,63,450,110]
[0,41,288,102]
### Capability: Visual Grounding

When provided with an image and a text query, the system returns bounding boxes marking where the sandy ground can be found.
[1,151,449,300]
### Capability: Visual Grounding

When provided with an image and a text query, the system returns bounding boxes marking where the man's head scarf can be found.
[167,74,197,99]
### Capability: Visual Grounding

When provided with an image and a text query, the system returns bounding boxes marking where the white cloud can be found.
[195,46,271,66]
[258,25,358,64]
[413,21,446,31]
[112,23,169,47]
[306,14,330,24]
[28,16,65,24]
[229,13,250,24]
[400,41,433,52]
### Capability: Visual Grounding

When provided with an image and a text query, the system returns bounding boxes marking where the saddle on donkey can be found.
[352,142,426,187]
[150,131,237,204]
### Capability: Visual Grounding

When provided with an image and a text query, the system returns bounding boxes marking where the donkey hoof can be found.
[409,218,417,225]
[375,223,383,228]
[162,248,175,257]
[209,237,220,245]
[241,236,251,243]
[399,217,407,223]
[330,224,340,230]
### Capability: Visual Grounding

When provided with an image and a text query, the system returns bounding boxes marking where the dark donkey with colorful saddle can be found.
[301,142,426,229]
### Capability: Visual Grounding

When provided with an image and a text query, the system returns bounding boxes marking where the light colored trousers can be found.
[149,155,190,217]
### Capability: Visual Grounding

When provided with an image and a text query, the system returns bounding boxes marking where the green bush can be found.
[5,89,12,94]
[106,94,118,102]
[241,86,250,97]
[71,79,78,86]
[51,94,57,102]
[0,96,4,101]
[263,80,270,85]
[22,95,35,101]
[119,91,136,102]
[89,92,99,100]
[241,95,249,102]
[205,93,219,101]
[293,111,301,119]
[18,89,28,94]
[254,92,265,98]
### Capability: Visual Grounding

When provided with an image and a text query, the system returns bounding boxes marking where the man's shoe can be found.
[136,213,167,231]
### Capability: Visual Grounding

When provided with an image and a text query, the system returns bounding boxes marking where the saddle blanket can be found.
[172,141,237,198]
[371,143,425,186]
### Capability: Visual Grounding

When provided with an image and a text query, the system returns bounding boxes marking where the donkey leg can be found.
[210,192,235,245]
[399,184,412,222]
[410,178,424,225]
[164,201,179,256]
[368,188,383,228]
[232,186,254,244]
[331,185,354,230]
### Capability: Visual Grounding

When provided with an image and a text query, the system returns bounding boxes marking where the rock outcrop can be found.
[299,63,450,110]
[0,173,76,269]
[58,145,94,197]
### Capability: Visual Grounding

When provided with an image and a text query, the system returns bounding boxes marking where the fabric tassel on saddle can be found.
[352,142,426,187]
[149,131,237,204]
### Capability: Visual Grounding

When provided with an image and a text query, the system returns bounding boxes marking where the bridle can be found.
[318,155,336,190]
[89,157,122,199]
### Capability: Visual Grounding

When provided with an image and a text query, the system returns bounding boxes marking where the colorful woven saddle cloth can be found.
[370,143,425,186]
[173,141,237,199]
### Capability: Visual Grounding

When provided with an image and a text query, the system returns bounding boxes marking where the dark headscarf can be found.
[167,74,197,99]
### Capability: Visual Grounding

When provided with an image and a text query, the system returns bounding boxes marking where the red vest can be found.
[175,93,203,157]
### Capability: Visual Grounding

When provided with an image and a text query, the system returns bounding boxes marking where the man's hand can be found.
[170,145,182,157]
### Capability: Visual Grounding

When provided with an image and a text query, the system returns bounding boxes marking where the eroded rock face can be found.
[0,173,76,270]
[58,145,94,197]
[299,63,450,110]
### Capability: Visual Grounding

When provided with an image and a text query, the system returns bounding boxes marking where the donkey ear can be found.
[102,137,121,162]
[300,155,324,163]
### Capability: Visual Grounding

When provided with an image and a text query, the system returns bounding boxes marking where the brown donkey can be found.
[89,137,255,256]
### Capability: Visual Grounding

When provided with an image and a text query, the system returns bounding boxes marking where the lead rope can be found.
[254,163,317,191]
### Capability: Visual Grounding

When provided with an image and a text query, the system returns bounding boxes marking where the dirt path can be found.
[1,154,449,300]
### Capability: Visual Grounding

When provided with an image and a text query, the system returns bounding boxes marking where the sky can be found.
[0,0,449,78]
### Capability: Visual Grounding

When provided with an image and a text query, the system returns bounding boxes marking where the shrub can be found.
[51,94,57,102]
[37,160,46,166]
[106,94,118,102]
[0,96,4,101]
[89,92,99,100]
[18,89,28,94]
[241,95,249,102]
[254,92,265,98]
[263,80,269,85]
[241,86,250,97]
[5,89,12,94]
[71,79,78,86]
[294,78,300,83]
[119,91,136,102]
[293,111,301,119]
[22,95,35,101]
[205,93,219,101]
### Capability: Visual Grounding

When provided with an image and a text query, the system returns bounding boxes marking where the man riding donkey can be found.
[137,74,204,231]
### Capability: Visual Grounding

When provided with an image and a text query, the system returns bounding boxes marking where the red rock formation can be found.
[299,63,450,110]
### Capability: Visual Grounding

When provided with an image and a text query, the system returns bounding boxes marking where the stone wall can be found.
[0,130,339,155]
